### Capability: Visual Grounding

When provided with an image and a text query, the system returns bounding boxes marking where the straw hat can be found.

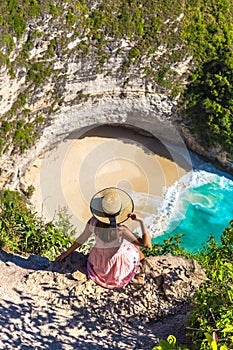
[90,187,134,224]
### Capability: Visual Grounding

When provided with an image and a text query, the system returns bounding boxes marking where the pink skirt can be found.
[87,242,140,289]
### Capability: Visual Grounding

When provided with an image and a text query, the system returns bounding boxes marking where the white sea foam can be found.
[147,168,233,238]
[122,149,233,238]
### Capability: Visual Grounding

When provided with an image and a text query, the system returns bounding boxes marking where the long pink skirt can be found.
[87,242,140,289]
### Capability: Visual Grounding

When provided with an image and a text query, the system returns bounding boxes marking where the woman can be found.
[55,187,152,289]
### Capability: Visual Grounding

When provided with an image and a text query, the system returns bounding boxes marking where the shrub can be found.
[27,62,52,85]
[187,221,233,349]
[0,190,74,260]
[141,233,189,258]
[182,58,233,154]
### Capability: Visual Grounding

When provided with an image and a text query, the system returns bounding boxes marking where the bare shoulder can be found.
[120,225,139,242]
[118,224,130,233]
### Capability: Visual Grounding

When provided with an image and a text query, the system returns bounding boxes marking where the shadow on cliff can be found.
[0,248,50,271]
[0,248,87,274]
[1,289,189,349]
[0,295,115,349]
[0,287,161,350]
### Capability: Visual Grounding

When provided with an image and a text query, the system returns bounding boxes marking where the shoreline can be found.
[22,126,191,236]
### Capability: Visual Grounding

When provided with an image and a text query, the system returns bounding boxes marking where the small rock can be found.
[71,270,87,281]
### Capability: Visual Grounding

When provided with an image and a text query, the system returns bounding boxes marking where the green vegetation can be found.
[0,189,74,260]
[48,3,59,16]
[27,61,52,85]
[187,222,233,349]
[152,333,228,349]
[182,58,233,154]
[0,0,232,155]
[13,119,38,153]
[0,93,44,154]
[0,0,38,41]
[145,221,233,349]
[181,0,233,156]
[152,335,180,350]
[141,233,190,258]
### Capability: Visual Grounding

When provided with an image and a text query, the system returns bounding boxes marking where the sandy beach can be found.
[22,126,190,235]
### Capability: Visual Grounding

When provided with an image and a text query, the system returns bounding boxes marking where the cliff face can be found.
[0,5,231,189]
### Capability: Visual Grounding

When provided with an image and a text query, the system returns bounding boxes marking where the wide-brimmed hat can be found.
[90,187,134,224]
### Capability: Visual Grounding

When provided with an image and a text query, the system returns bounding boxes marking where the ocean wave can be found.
[147,169,233,238]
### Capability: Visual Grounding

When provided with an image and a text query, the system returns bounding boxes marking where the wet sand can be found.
[22,126,191,235]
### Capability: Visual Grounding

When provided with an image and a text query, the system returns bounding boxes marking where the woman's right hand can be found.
[128,212,143,222]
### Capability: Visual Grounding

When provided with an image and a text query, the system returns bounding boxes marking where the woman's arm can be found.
[55,217,93,262]
[123,213,152,248]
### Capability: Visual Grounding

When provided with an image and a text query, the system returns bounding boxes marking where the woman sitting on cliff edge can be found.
[55,187,152,289]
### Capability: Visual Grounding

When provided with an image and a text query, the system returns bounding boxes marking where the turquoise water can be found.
[152,169,233,252]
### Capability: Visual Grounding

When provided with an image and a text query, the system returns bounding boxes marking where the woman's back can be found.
[87,217,140,289]
[55,187,151,288]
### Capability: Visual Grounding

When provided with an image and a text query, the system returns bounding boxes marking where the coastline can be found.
[22,127,190,237]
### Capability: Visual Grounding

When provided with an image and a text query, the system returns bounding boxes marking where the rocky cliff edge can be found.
[0,250,207,349]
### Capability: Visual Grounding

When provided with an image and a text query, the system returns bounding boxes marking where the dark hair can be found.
[95,220,118,243]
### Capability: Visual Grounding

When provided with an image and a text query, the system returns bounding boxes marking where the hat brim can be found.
[90,187,134,224]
